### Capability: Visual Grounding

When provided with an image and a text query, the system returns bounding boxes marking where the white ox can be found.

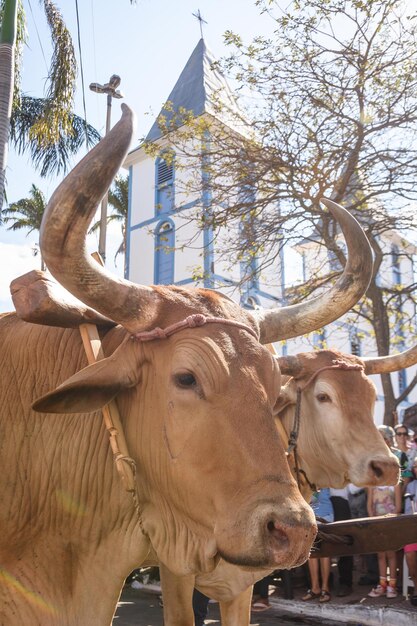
[160,347,408,626]
[0,105,373,626]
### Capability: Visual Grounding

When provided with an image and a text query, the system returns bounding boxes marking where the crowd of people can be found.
[299,423,417,609]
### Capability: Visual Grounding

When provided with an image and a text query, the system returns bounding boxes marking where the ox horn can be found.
[274,355,302,378]
[252,199,373,344]
[39,104,160,333]
[362,344,417,375]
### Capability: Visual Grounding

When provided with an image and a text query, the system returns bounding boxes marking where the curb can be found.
[269,597,416,626]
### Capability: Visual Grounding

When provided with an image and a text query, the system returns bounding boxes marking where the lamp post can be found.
[89,74,124,262]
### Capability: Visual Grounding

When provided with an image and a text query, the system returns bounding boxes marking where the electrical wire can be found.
[74,0,89,148]
[90,0,102,127]
[27,0,48,73]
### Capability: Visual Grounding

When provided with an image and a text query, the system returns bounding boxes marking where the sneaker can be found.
[386,585,397,598]
[368,584,386,597]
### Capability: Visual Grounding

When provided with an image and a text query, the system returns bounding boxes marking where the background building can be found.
[125,38,417,426]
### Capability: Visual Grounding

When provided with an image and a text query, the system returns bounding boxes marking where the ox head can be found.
[274,348,415,489]
[32,105,373,575]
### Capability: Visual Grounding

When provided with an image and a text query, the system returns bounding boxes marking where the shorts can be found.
[404,543,417,553]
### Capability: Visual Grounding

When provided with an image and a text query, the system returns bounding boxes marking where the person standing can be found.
[302,488,334,604]
[192,589,210,626]
[348,483,379,586]
[330,487,353,596]
[394,424,417,494]
[367,482,402,598]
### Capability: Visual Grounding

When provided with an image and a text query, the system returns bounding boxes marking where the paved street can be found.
[112,588,342,626]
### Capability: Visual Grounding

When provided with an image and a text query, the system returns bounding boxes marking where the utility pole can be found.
[89,74,124,261]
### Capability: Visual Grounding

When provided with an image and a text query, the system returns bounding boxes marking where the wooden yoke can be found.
[78,253,137,494]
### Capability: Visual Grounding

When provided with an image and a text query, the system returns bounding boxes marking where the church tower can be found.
[124,38,284,309]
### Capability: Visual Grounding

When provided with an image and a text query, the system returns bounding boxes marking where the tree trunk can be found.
[0,0,18,211]
[367,282,397,426]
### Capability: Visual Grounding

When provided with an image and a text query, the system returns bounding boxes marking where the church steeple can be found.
[145,38,246,142]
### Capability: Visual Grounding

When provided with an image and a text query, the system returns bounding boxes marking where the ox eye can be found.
[174,372,197,389]
[316,392,331,403]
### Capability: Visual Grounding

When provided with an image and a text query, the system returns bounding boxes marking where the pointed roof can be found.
[146,38,248,142]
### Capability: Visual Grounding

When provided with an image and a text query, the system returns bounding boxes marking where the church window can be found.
[155,153,175,215]
[398,369,407,396]
[391,245,401,285]
[155,221,175,285]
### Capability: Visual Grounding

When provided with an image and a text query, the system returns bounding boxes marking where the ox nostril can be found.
[267,520,289,545]
[370,460,383,478]
[267,520,275,532]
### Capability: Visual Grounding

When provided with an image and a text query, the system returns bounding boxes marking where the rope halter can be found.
[132,313,259,342]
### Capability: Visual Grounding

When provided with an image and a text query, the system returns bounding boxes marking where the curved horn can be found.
[363,344,417,375]
[275,355,302,377]
[253,199,373,344]
[40,104,160,333]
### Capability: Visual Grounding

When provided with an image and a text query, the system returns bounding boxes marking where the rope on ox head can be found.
[287,359,365,492]
[132,313,259,342]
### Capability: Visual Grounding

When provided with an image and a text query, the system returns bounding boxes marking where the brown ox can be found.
[0,105,373,626]
[160,348,409,626]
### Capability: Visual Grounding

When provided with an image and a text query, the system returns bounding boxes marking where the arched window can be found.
[155,220,175,285]
[242,295,260,310]
[155,153,175,215]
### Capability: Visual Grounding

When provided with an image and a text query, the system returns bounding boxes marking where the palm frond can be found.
[10,96,101,176]
[28,0,77,146]
[88,176,128,261]
[3,183,46,233]
[108,176,128,217]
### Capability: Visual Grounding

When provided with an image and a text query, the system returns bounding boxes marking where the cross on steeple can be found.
[192,9,207,39]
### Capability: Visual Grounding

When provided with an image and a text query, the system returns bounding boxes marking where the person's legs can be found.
[302,558,321,600]
[405,549,417,605]
[331,496,353,594]
[406,550,417,587]
[368,552,388,597]
[193,589,210,626]
[318,557,332,603]
[350,492,379,586]
[386,550,398,597]
[251,576,270,610]
[320,558,331,592]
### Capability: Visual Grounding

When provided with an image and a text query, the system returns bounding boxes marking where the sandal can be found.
[251,600,271,612]
[319,590,331,603]
[301,589,320,601]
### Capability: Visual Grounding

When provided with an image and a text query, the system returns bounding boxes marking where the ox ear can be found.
[273,383,297,416]
[32,349,140,414]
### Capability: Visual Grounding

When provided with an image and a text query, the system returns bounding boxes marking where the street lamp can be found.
[89,74,124,261]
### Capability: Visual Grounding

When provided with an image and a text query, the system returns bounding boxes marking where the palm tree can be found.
[0,0,18,211]
[3,183,47,269]
[89,175,128,267]
[0,0,100,212]
[10,96,100,177]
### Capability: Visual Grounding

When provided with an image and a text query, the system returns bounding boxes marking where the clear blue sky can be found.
[0,0,276,310]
